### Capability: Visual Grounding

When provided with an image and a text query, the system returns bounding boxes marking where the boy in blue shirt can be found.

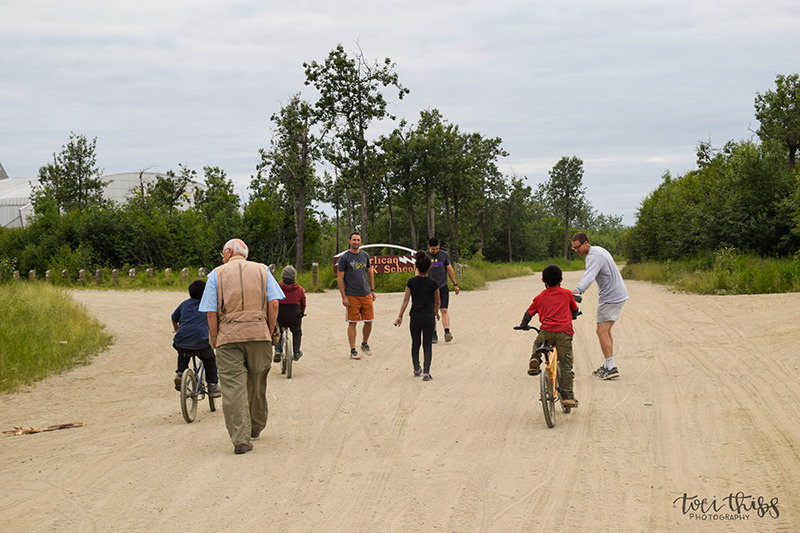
[171,280,221,398]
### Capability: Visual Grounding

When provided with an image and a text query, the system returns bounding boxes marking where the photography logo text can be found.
[673,492,779,521]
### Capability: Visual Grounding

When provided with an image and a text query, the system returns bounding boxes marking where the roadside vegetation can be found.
[1,283,113,394]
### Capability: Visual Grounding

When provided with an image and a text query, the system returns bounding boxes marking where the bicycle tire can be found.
[540,366,555,428]
[285,329,293,379]
[280,331,287,375]
[180,369,198,423]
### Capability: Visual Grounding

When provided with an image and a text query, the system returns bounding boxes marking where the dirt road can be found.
[2,271,798,531]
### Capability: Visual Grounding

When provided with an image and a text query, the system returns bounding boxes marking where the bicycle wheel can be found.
[285,329,293,379]
[540,366,555,428]
[180,369,198,423]
[280,331,288,375]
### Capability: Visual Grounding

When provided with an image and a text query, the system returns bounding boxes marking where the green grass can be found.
[622,251,800,295]
[1,283,113,393]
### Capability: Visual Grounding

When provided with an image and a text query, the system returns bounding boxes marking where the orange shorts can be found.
[346,294,374,322]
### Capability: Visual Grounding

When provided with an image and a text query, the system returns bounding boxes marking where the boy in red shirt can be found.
[517,265,580,407]
[274,265,307,362]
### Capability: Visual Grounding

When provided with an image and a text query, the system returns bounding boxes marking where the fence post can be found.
[128,268,136,281]
[268,264,276,275]
[146,268,154,279]
[79,269,86,285]
[14,270,20,282]
[198,267,207,278]
[62,269,69,283]
[312,262,319,286]
[164,268,172,280]
[112,269,119,285]
[181,268,188,281]
[29,269,36,281]
[45,269,51,282]
[96,269,103,285]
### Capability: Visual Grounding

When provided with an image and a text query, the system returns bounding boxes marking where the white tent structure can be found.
[0,164,205,228]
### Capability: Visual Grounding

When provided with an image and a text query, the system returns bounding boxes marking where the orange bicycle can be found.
[514,325,571,427]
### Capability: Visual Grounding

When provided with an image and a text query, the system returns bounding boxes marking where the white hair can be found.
[223,238,248,258]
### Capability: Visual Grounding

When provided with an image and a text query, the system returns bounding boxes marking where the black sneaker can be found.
[444,330,453,342]
[601,367,620,380]
[207,382,222,398]
[293,350,303,361]
[528,356,542,376]
[174,373,182,391]
[350,348,360,360]
[273,351,281,363]
[432,331,438,344]
[561,393,579,408]
[592,365,605,377]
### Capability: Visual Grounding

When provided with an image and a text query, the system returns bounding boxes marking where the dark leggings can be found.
[409,315,435,373]
[175,345,219,384]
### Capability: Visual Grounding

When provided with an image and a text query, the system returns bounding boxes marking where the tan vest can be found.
[215,256,269,345]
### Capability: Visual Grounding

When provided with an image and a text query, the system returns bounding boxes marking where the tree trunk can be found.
[295,187,305,272]
[408,204,417,250]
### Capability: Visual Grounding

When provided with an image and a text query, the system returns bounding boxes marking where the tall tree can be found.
[540,156,588,259]
[754,73,800,169]
[32,132,108,212]
[257,94,322,271]
[304,43,409,243]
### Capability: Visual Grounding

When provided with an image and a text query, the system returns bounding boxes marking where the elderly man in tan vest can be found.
[199,238,285,454]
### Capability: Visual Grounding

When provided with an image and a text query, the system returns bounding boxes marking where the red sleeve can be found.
[300,286,306,313]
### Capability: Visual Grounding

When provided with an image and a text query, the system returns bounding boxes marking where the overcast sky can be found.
[2,1,798,224]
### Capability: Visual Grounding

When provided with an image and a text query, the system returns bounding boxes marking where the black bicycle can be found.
[179,351,216,423]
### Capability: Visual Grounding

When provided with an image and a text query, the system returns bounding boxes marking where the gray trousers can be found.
[215,341,272,446]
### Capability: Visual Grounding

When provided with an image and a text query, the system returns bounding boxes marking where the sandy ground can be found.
[2,270,799,532]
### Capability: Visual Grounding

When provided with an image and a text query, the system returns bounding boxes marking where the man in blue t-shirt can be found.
[171,280,221,397]
[425,237,460,343]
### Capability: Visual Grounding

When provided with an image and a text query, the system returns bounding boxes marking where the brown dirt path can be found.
[2,272,799,531]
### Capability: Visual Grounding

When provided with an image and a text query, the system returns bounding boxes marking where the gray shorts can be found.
[596,301,625,323]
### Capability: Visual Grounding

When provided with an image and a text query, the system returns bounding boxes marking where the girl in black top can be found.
[394,251,440,380]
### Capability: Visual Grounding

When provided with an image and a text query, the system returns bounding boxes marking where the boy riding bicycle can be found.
[517,265,580,408]
[273,265,306,362]
[171,279,221,398]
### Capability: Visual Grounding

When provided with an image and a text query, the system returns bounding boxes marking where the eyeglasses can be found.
[571,242,583,250]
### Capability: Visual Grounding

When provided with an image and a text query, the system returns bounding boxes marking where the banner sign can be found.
[333,255,415,274]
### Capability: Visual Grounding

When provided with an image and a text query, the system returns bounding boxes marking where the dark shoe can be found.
[432,331,438,344]
[601,367,620,380]
[528,357,542,376]
[350,348,360,360]
[174,373,182,391]
[414,368,422,377]
[251,428,262,439]
[273,351,282,363]
[592,365,606,377]
[561,393,579,408]
[444,330,453,342]
[234,443,253,455]
[360,342,372,356]
[293,350,303,361]
[422,373,432,381]
[207,382,222,398]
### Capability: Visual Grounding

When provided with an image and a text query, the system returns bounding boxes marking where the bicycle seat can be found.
[533,342,553,356]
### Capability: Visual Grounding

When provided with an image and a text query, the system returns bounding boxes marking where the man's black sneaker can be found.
[444,330,453,342]
[601,366,620,380]
[592,365,606,377]
[293,350,303,361]
[174,373,182,391]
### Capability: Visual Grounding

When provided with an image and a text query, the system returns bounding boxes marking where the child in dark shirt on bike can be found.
[274,265,306,362]
[517,265,580,407]
[171,279,221,398]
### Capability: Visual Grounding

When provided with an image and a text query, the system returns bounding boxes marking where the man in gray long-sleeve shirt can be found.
[571,232,628,380]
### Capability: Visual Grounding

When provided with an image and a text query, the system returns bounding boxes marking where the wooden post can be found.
[79,269,86,285]
[62,269,69,283]
[164,268,172,279]
[128,268,136,281]
[312,262,319,286]
[96,269,103,285]
[45,269,51,282]
[198,267,207,278]
[29,270,35,281]
[181,268,188,281]
[269,264,276,275]
[112,269,119,285]
[146,268,154,279]
[13,270,20,282]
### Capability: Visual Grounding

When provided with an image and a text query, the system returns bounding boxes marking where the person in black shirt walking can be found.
[394,251,440,381]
